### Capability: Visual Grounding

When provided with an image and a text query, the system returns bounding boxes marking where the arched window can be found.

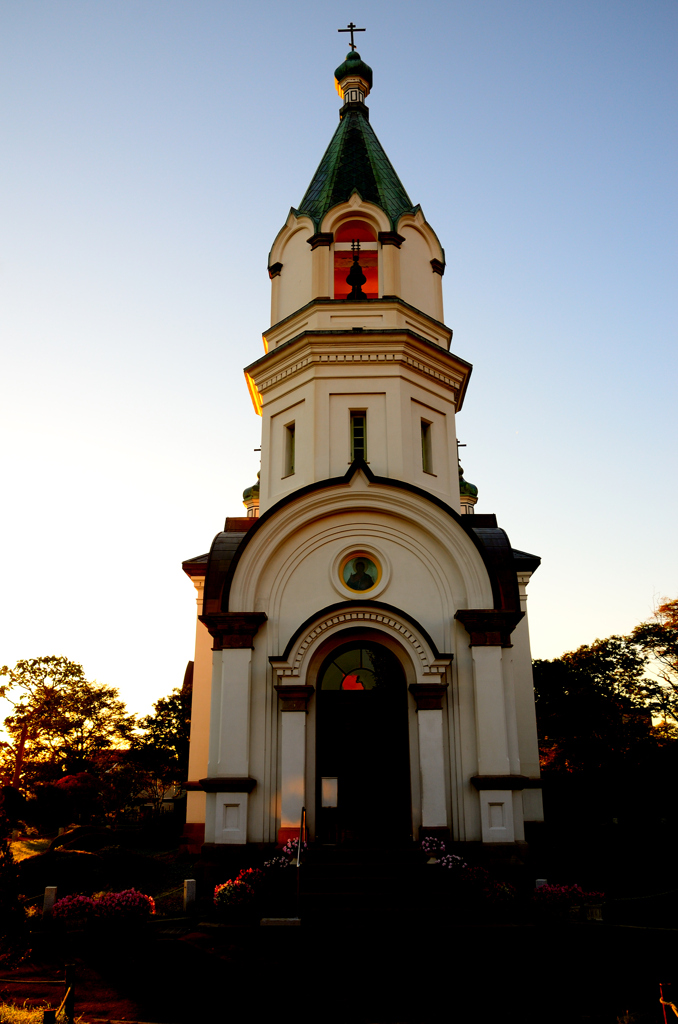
[318,642,400,690]
[333,220,378,299]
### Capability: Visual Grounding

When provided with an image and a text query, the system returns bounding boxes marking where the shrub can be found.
[236,867,265,890]
[486,879,517,903]
[52,894,96,920]
[532,883,604,905]
[94,889,155,919]
[214,878,254,909]
[439,854,468,870]
[263,855,292,869]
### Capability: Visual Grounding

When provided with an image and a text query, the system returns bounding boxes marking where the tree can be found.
[130,686,191,811]
[0,656,136,790]
[631,598,678,724]
[532,633,678,832]
[532,635,657,775]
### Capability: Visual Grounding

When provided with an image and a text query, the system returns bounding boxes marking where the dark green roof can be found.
[296,107,416,231]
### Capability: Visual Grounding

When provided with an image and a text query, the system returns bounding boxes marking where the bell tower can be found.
[181,32,543,856]
[244,46,473,515]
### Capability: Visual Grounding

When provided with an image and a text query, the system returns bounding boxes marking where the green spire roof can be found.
[296,106,416,231]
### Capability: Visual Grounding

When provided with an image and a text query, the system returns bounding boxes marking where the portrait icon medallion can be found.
[341,553,380,593]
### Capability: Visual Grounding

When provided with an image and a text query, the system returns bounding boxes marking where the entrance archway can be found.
[315,639,411,845]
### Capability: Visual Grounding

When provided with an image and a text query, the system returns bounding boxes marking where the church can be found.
[181,34,543,855]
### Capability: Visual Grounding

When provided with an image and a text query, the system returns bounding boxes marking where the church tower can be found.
[181,37,543,854]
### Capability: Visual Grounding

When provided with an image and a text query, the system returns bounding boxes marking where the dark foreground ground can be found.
[7,810,678,1023]
[4,914,676,1024]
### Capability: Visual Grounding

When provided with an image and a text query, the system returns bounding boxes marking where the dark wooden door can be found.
[316,643,411,845]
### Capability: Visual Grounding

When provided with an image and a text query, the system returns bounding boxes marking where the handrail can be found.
[296,806,306,867]
[295,806,306,914]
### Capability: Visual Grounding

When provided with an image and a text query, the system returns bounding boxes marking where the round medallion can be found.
[340,553,381,593]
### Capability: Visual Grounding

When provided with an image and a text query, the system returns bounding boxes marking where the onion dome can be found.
[458,463,478,514]
[242,473,260,518]
[334,50,373,94]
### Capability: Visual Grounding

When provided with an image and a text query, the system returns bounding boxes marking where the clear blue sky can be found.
[1,0,676,715]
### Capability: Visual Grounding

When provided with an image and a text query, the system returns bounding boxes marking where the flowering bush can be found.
[281,838,308,859]
[532,883,604,906]
[263,854,292,869]
[95,889,155,919]
[236,867,266,890]
[439,854,468,870]
[214,878,254,909]
[53,894,96,920]
[486,879,517,903]
[420,836,446,856]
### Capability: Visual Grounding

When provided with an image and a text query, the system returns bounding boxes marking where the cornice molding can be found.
[470,775,540,791]
[274,683,315,712]
[249,335,468,402]
[455,609,524,647]
[263,295,452,343]
[199,612,267,651]
[307,232,334,249]
[378,231,406,247]
[408,682,449,710]
[199,777,257,793]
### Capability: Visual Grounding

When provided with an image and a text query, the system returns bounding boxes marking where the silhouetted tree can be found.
[0,656,136,789]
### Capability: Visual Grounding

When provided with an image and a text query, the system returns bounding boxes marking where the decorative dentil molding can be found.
[270,608,452,680]
[255,347,464,399]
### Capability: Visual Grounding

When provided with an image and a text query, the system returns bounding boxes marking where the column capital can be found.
[199,612,267,650]
[408,682,448,711]
[275,683,315,712]
[307,232,333,250]
[455,609,523,647]
[378,231,406,248]
[199,777,257,793]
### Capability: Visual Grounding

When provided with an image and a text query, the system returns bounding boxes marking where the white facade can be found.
[182,49,542,852]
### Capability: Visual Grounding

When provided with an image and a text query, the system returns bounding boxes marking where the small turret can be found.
[334,50,373,108]
[243,473,260,518]
[458,462,478,515]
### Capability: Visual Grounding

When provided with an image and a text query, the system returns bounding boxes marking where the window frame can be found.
[350,410,367,463]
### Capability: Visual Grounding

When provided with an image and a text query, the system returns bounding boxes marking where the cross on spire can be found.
[338,22,365,51]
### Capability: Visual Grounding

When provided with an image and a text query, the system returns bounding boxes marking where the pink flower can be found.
[95,889,155,919]
[53,894,96,919]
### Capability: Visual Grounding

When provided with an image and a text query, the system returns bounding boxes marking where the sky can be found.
[1,0,676,717]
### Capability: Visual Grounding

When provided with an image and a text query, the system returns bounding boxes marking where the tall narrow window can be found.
[284,422,295,477]
[350,412,367,462]
[421,420,433,474]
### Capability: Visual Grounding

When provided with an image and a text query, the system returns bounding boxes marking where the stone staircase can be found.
[297,843,438,921]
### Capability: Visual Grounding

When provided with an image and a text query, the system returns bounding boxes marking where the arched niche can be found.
[397,211,446,322]
[333,218,378,299]
[268,211,315,325]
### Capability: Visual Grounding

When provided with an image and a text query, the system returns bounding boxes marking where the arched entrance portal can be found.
[316,640,411,845]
